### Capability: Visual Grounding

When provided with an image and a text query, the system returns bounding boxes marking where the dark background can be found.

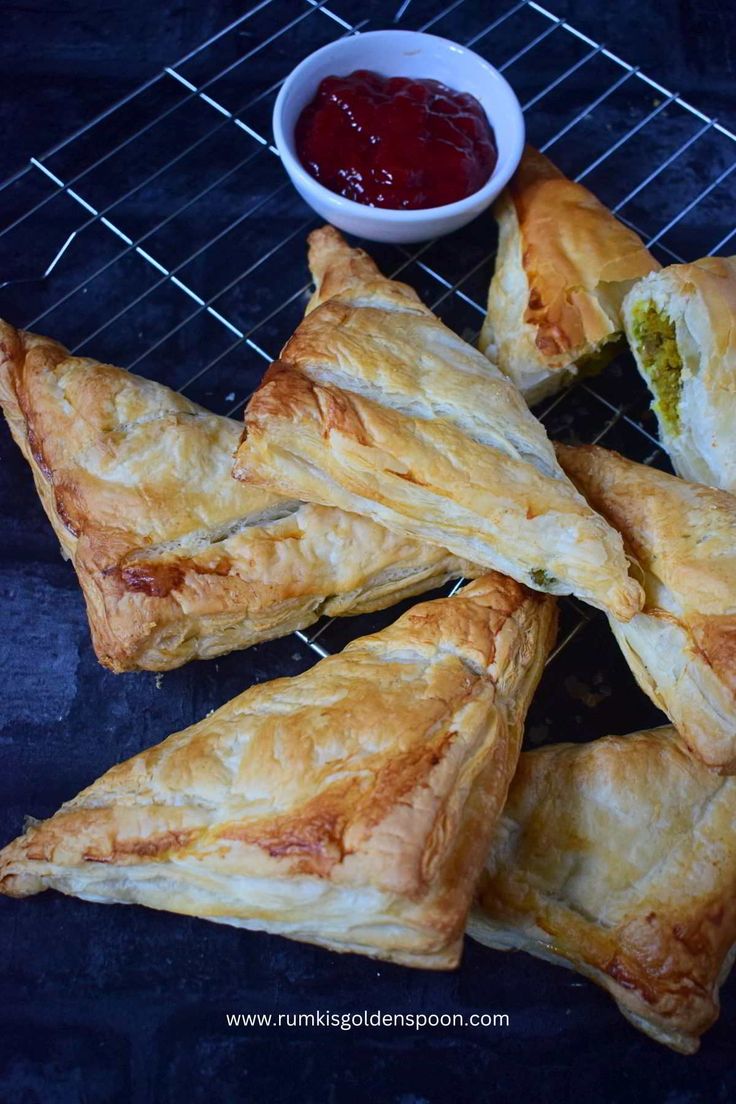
[1,0,735,185]
[1,2,735,1103]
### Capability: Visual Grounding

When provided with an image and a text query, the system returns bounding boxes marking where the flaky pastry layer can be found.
[0,575,557,968]
[479,146,659,404]
[469,726,736,1053]
[235,226,642,623]
[558,443,736,772]
[622,255,736,494]
[0,321,476,671]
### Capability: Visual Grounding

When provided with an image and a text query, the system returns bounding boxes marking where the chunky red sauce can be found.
[295,70,497,210]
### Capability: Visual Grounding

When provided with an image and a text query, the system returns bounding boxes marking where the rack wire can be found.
[1,0,734,718]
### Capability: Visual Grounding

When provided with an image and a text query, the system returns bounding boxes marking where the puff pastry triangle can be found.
[469,725,736,1053]
[234,226,642,622]
[558,443,736,772]
[478,145,659,403]
[622,255,736,493]
[0,321,476,672]
[0,575,557,968]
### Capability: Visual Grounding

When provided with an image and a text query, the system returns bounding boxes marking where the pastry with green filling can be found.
[623,256,736,493]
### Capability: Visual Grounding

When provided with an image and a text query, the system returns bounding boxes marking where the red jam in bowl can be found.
[294,70,498,210]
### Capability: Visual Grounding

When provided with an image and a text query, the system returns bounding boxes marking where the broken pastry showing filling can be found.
[623,256,736,494]
[628,301,682,435]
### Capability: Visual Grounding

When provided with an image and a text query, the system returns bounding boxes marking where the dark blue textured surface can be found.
[1,2,735,1102]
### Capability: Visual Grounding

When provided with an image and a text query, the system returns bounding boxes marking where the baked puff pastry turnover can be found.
[622,255,736,494]
[468,726,736,1054]
[478,146,659,404]
[0,575,557,968]
[0,321,477,672]
[557,443,736,772]
[234,226,643,623]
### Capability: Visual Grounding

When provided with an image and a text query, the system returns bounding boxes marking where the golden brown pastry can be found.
[0,575,557,968]
[469,726,736,1054]
[623,256,736,493]
[479,146,659,404]
[557,443,736,772]
[234,226,643,623]
[0,321,477,672]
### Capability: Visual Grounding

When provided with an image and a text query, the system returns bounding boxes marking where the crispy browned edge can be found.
[0,574,558,968]
[473,730,736,1052]
[0,319,479,673]
[556,442,736,728]
[0,321,257,671]
[504,146,659,360]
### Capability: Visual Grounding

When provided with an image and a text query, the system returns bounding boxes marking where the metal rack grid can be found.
[1,0,734,702]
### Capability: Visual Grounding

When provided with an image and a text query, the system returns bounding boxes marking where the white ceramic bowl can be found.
[272,30,525,243]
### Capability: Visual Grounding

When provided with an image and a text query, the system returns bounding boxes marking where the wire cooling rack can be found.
[1,0,735,706]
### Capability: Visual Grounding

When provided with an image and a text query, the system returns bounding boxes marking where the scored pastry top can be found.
[236,225,643,622]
